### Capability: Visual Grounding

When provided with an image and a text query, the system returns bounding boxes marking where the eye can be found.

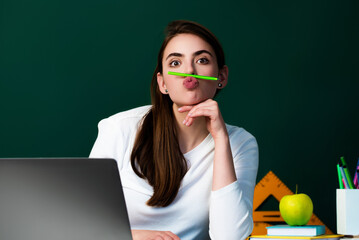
[197,58,209,64]
[169,60,181,67]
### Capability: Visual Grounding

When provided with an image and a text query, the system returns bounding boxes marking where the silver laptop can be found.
[0,158,132,240]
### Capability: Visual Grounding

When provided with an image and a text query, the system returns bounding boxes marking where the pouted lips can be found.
[183,77,199,89]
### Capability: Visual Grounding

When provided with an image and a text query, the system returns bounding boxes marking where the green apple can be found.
[279,190,313,226]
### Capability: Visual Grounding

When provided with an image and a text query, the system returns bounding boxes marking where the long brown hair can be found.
[130,20,225,207]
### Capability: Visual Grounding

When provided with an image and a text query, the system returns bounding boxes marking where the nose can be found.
[184,60,197,75]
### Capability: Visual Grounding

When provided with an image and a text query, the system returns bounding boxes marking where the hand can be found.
[178,99,228,140]
[131,229,181,240]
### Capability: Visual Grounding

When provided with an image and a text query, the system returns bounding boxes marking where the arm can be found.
[179,99,259,240]
[209,134,258,240]
[132,230,180,240]
[180,99,237,189]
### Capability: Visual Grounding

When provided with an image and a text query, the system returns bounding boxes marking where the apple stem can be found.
[296,184,298,194]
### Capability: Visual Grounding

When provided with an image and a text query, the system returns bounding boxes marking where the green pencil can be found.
[337,163,344,189]
[168,71,218,81]
[341,156,354,189]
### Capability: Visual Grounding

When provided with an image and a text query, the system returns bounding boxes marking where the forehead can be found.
[164,33,215,56]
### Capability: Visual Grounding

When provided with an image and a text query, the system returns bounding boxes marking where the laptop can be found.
[0,158,133,240]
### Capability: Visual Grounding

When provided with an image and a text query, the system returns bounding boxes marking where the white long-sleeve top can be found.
[90,105,259,240]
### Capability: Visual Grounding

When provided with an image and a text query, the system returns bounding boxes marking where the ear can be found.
[218,65,229,89]
[157,72,167,94]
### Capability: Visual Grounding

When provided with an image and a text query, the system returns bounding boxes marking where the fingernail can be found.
[183,120,186,124]
[178,107,182,111]
[188,113,192,116]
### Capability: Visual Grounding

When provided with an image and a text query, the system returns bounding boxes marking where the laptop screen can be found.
[0,158,132,240]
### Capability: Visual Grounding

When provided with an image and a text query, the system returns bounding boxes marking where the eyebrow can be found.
[165,50,213,61]
[166,52,183,60]
[194,50,213,57]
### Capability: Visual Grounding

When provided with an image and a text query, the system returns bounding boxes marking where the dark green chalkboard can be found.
[1,0,358,232]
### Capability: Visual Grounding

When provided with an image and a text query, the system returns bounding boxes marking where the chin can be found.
[176,97,210,106]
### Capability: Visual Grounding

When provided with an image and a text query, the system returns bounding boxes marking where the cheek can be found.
[163,76,178,89]
[202,82,218,97]
[198,65,218,77]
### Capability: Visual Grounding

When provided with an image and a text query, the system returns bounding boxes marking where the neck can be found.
[172,103,209,154]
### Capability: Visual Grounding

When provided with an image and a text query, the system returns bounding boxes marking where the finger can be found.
[178,99,216,113]
[184,107,212,126]
[165,231,180,240]
[183,104,205,114]
[157,232,173,240]
[186,107,222,127]
[187,102,218,117]
[188,108,214,118]
[178,105,193,113]
[184,116,194,127]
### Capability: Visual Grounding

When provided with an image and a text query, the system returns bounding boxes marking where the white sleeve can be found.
[89,106,150,169]
[89,118,121,160]
[209,132,259,240]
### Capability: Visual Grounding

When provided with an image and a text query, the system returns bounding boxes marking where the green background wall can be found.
[1,0,358,233]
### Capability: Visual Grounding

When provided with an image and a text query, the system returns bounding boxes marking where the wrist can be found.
[213,130,229,143]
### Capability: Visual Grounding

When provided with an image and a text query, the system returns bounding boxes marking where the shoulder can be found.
[225,123,259,159]
[98,105,152,129]
[225,124,256,144]
[225,124,259,182]
[105,105,151,124]
[90,105,152,161]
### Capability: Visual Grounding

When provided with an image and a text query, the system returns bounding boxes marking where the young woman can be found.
[90,20,259,240]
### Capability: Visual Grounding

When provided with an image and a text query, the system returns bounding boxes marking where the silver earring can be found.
[218,83,222,88]
[165,89,168,93]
